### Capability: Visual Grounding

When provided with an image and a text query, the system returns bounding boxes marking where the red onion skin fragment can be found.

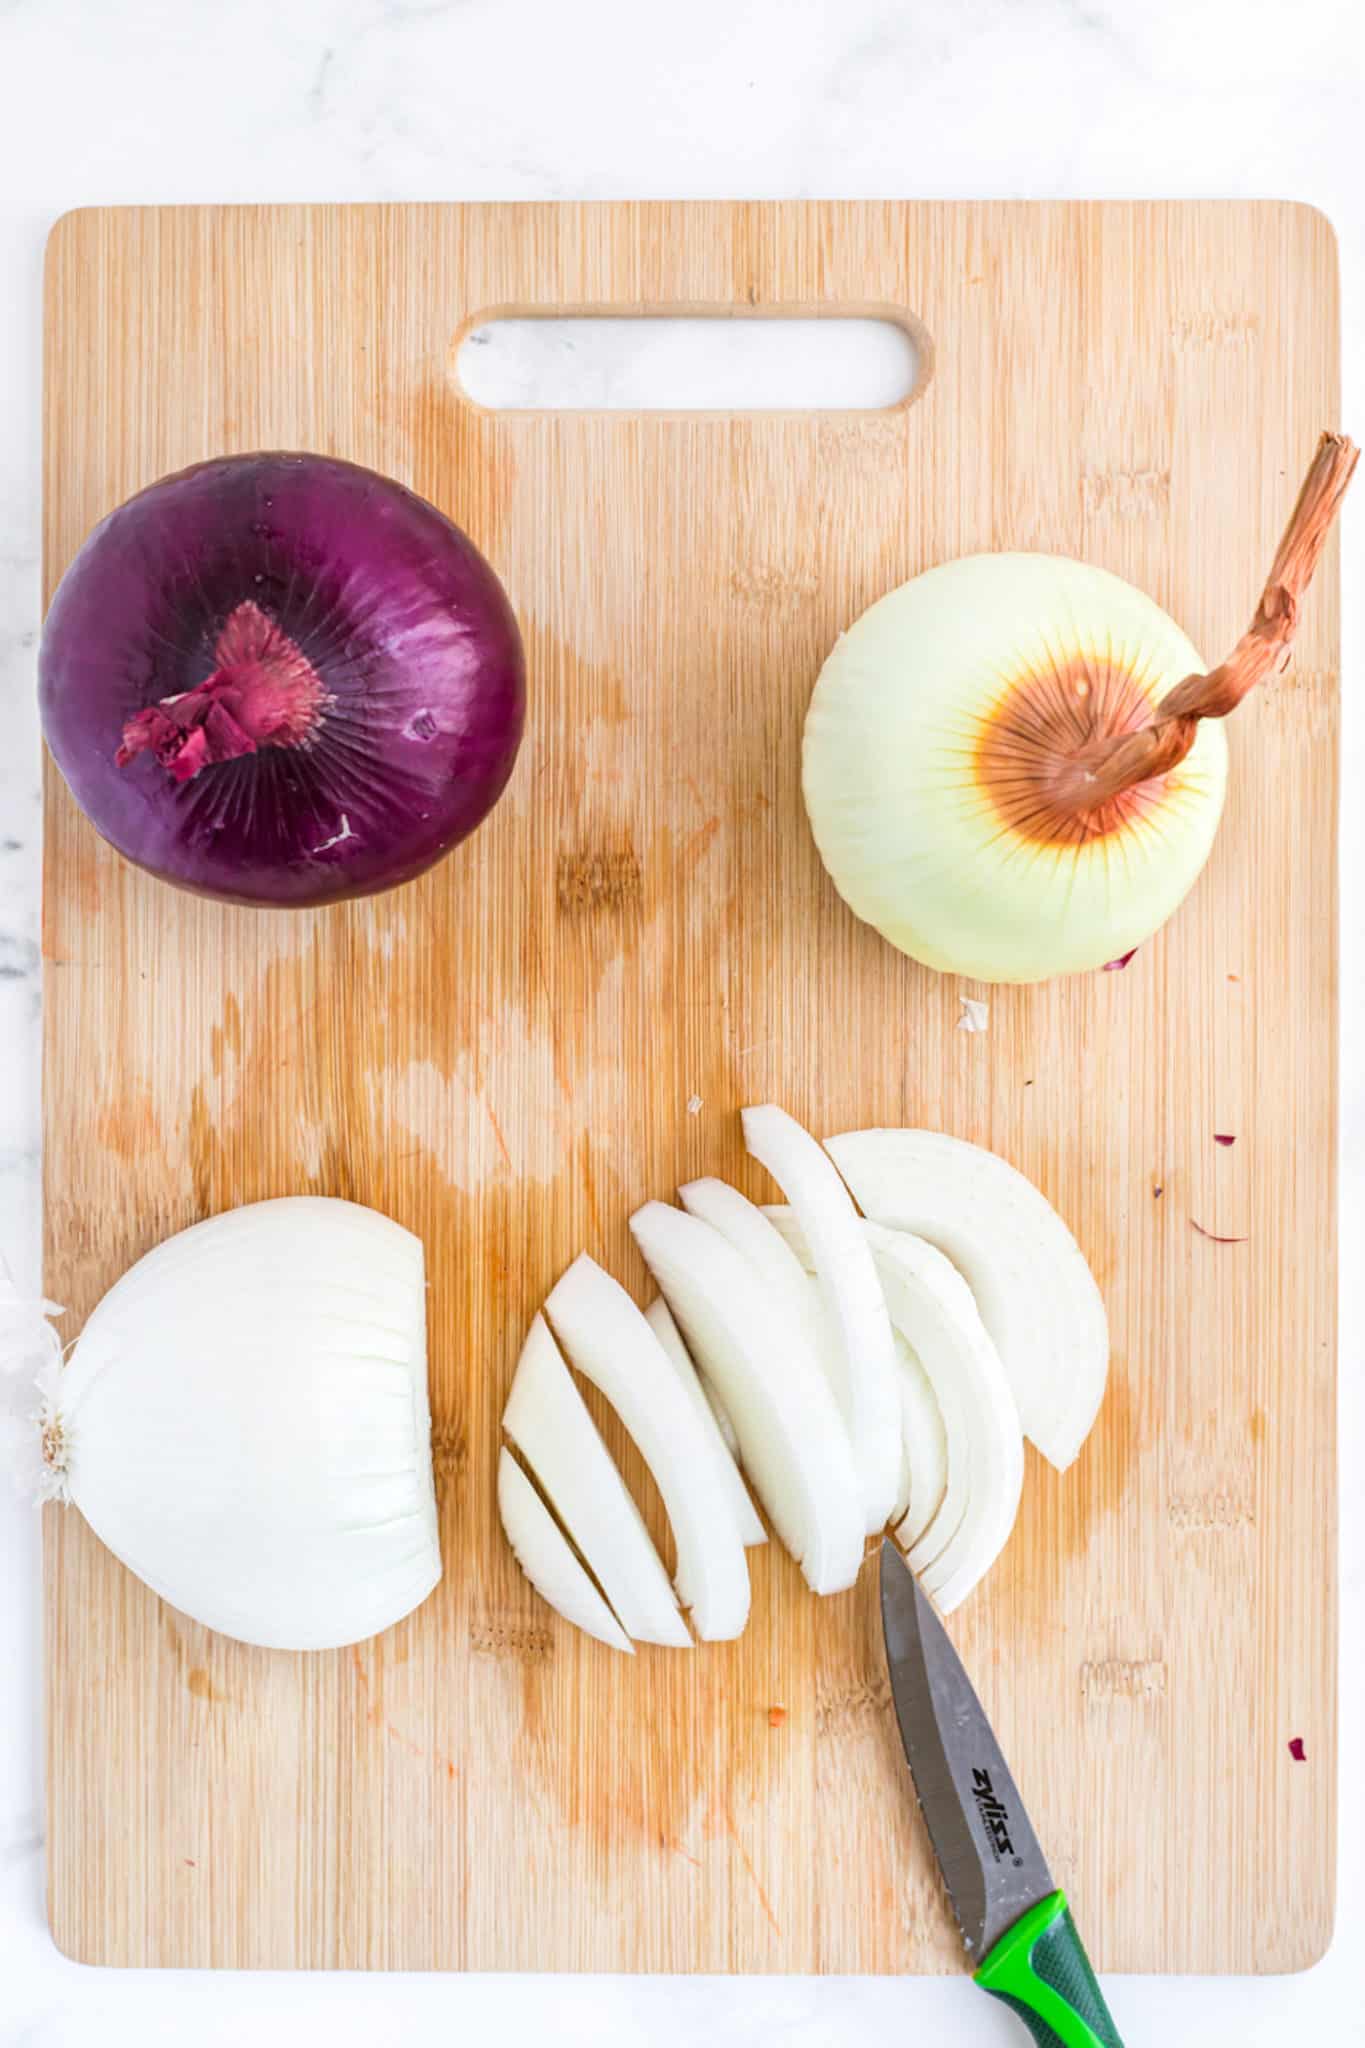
[1288,1737,1307,1762]
[1190,1219,1249,1243]
[1103,949,1138,972]
[1213,1133,1236,1147]
[116,601,327,783]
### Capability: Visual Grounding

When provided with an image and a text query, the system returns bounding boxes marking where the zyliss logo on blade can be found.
[970,1768,1016,1863]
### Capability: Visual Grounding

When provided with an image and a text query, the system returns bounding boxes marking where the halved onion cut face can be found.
[630,1201,865,1596]
[544,1256,751,1641]
[825,1128,1108,1470]
[497,1450,633,1654]
[741,1105,901,1533]
[644,1295,767,1547]
[502,1314,688,1647]
[865,1224,1023,1612]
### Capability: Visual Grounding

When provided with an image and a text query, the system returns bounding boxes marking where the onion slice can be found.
[701,1376,741,1458]
[544,1257,750,1641]
[895,1339,949,1552]
[679,1176,814,1309]
[502,1315,689,1648]
[679,1177,858,1470]
[630,1202,864,1595]
[767,1208,951,1561]
[742,1105,901,1533]
[689,1175,881,1502]
[824,1129,1108,1470]
[769,1207,1020,1608]
[644,1296,767,1547]
[497,1450,633,1654]
[865,1224,1023,1611]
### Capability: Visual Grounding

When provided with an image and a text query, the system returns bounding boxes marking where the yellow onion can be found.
[803,434,1357,983]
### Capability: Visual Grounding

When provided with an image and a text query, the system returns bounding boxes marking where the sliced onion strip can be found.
[867,1224,1023,1611]
[742,1104,901,1533]
[630,1201,865,1596]
[502,1313,689,1647]
[497,1450,633,1654]
[825,1128,1108,1470]
[544,1256,750,1641]
[644,1295,767,1547]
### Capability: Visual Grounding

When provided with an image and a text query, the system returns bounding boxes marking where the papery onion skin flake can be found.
[40,452,526,907]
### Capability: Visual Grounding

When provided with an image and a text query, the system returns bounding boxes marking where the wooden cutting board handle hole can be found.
[454,309,926,415]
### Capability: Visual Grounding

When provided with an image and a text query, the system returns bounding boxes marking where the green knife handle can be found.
[974,1891,1124,2047]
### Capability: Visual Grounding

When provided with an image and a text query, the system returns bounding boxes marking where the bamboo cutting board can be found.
[42,202,1338,1974]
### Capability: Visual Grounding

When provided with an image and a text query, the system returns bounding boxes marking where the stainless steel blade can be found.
[879,1540,1053,1959]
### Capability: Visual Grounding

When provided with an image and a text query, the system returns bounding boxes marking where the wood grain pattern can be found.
[41,201,1338,1974]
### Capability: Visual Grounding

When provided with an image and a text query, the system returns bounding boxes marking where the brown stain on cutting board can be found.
[556,846,643,914]
[96,1089,162,1160]
[1055,1354,1143,1568]
[41,201,1338,1976]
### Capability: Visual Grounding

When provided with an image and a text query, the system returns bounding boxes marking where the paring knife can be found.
[879,1540,1124,2046]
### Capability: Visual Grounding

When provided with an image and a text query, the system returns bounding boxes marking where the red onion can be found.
[40,453,525,906]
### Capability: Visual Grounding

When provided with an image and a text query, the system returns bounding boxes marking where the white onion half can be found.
[544,1256,750,1641]
[502,1314,689,1646]
[497,1450,632,1654]
[52,1197,441,1651]
[630,1201,865,1595]
[825,1128,1108,1470]
[742,1105,901,1533]
[644,1296,766,1547]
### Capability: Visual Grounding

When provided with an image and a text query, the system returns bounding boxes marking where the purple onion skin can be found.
[39,452,526,907]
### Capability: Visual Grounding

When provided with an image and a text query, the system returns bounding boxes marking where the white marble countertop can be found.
[3,0,1363,2038]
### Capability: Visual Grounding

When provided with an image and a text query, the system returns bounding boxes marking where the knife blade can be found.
[879,1540,1125,2046]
